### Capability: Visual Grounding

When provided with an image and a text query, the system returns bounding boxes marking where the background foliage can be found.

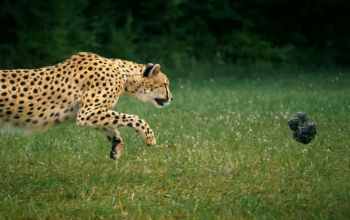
[0,0,349,70]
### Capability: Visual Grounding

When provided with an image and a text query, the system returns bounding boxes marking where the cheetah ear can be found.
[143,63,161,77]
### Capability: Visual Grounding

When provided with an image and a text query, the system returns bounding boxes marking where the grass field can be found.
[0,66,349,219]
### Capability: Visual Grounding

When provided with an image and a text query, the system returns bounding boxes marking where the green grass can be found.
[0,67,349,219]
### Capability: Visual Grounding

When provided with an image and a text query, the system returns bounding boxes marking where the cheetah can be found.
[0,52,173,159]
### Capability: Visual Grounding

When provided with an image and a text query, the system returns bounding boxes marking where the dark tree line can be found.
[0,0,349,69]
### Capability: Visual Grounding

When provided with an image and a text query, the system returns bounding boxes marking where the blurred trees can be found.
[0,0,349,68]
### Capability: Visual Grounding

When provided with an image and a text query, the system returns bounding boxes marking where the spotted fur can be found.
[0,52,173,159]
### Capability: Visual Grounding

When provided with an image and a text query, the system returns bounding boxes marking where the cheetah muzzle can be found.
[155,98,168,106]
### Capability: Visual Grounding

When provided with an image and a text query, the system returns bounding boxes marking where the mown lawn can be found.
[0,67,349,219]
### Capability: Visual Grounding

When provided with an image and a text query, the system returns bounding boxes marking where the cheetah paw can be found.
[110,136,123,160]
[144,135,156,146]
[110,150,122,160]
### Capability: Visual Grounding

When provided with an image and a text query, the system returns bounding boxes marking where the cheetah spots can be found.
[0,52,168,155]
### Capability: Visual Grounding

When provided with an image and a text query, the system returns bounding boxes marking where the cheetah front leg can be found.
[77,108,156,158]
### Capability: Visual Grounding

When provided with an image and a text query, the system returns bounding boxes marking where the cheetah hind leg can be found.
[107,132,123,160]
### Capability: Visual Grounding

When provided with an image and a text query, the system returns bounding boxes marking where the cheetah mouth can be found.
[154,98,168,106]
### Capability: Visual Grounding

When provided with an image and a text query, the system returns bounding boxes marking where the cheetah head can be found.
[126,63,173,108]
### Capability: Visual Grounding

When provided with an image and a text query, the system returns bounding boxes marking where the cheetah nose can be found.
[171,97,173,101]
